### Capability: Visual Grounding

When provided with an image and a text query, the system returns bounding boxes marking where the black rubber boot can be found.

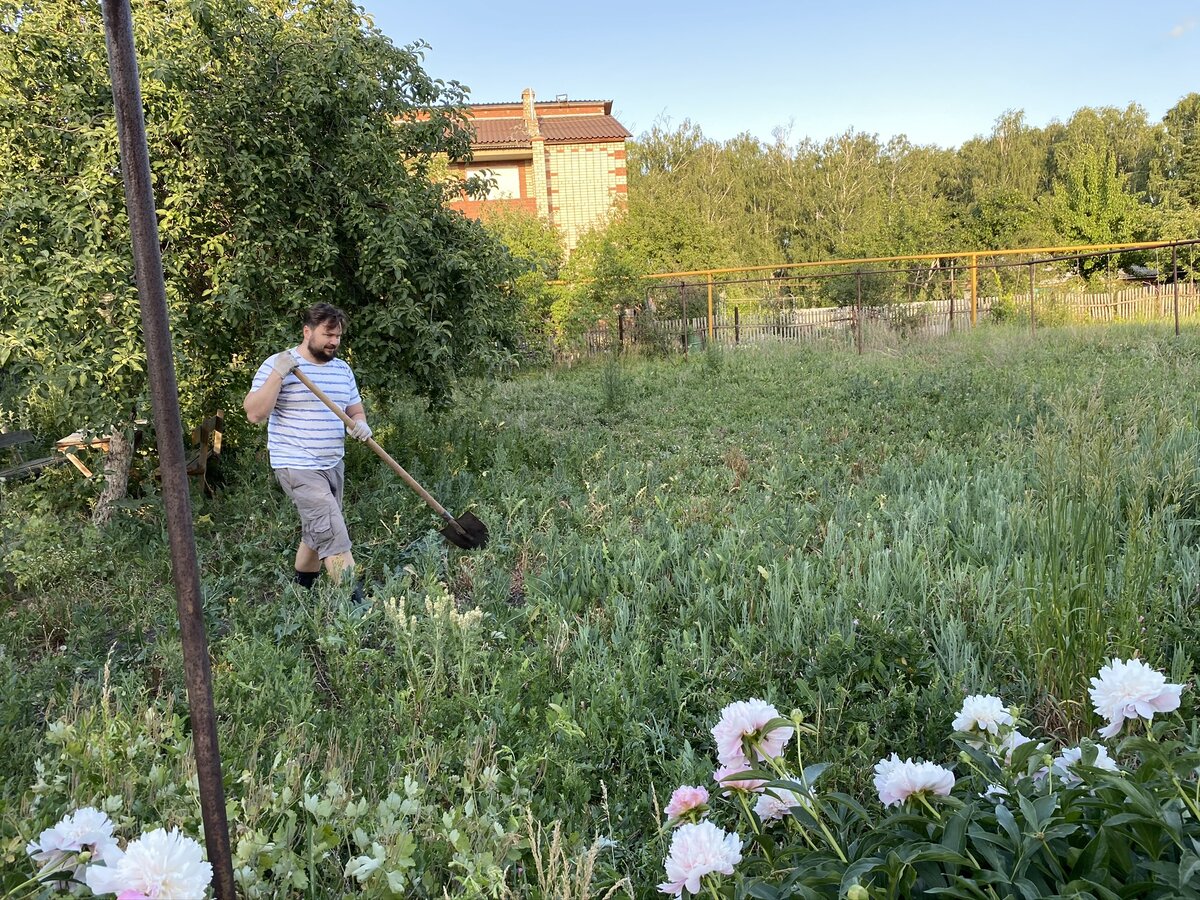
[293,569,320,589]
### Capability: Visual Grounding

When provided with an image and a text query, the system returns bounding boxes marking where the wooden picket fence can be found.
[563,283,1200,358]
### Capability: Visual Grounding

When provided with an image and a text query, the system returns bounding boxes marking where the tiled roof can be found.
[469,114,631,147]
[471,118,531,148]
[539,115,631,142]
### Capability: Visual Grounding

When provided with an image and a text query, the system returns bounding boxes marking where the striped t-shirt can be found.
[251,354,362,470]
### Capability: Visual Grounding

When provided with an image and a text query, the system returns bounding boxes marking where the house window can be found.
[467,166,521,200]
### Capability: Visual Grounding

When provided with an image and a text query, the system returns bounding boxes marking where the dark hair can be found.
[303,302,348,332]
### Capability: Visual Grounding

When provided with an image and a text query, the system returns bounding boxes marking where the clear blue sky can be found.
[359,0,1199,149]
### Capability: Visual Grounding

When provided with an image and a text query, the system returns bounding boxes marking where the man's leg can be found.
[323,549,355,582]
[294,542,321,588]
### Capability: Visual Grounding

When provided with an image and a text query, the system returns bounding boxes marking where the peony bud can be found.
[847,884,870,900]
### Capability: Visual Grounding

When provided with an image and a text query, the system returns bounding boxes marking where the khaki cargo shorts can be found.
[275,462,351,559]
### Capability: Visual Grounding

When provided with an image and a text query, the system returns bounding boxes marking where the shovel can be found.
[293,369,489,550]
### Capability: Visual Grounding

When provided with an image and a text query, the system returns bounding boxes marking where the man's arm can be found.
[244,351,298,424]
[345,402,371,441]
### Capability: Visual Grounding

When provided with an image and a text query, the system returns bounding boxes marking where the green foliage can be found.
[0,0,523,441]
[552,220,646,343]
[1043,141,1145,272]
[479,206,564,358]
[5,328,1200,893]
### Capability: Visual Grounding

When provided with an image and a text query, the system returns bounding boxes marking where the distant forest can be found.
[585,96,1200,277]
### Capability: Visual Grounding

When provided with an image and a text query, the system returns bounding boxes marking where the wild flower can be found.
[1088,658,1183,739]
[952,694,1013,741]
[344,842,385,882]
[657,821,742,897]
[26,806,120,884]
[873,754,956,808]
[664,786,710,825]
[85,827,213,899]
[424,584,484,630]
[711,699,793,769]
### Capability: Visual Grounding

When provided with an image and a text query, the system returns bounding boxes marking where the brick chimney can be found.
[523,88,549,221]
[521,88,541,139]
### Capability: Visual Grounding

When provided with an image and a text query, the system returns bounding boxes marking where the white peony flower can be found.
[1089,658,1183,739]
[711,699,794,769]
[657,821,741,897]
[998,729,1038,766]
[873,754,956,807]
[1053,744,1120,783]
[952,695,1013,740]
[983,783,1009,801]
[85,828,212,899]
[753,785,808,824]
[26,807,120,883]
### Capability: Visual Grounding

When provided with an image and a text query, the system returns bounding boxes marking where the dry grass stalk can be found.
[525,811,633,899]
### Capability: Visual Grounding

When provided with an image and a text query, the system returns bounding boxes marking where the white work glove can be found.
[271,349,299,379]
[348,419,372,442]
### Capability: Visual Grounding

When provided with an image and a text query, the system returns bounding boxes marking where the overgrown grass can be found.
[4,324,1200,896]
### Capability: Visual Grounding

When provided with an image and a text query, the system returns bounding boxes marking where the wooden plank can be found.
[0,455,67,481]
[0,430,36,450]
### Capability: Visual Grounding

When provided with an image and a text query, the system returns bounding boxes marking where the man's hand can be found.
[348,420,372,442]
[271,350,299,379]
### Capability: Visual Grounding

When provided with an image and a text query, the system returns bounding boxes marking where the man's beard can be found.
[308,340,337,362]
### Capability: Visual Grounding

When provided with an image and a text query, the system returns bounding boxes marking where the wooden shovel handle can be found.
[291,368,457,525]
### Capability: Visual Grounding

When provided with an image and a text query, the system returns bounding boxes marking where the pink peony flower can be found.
[85,828,212,899]
[1089,658,1184,739]
[711,699,793,769]
[664,786,709,824]
[712,763,765,793]
[658,821,741,897]
[952,695,1013,738]
[26,807,120,883]
[873,754,956,807]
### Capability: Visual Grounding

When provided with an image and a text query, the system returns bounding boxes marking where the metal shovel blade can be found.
[441,511,489,550]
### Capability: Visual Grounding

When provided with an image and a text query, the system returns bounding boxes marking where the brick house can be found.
[448,89,631,252]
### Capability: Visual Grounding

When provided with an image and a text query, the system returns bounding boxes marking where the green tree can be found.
[478,205,564,354]
[1149,94,1200,237]
[1043,140,1145,275]
[949,110,1056,250]
[0,0,521,515]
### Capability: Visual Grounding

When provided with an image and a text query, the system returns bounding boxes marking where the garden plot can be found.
[4,324,1200,896]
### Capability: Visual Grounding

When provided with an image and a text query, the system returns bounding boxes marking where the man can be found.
[243,303,372,598]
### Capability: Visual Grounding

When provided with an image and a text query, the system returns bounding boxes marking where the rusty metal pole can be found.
[970,254,978,326]
[1029,262,1036,336]
[855,271,864,355]
[734,306,740,344]
[680,281,689,355]
[1174,244,1181,336]
[706,273,714,343]
[100,3,235,898]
